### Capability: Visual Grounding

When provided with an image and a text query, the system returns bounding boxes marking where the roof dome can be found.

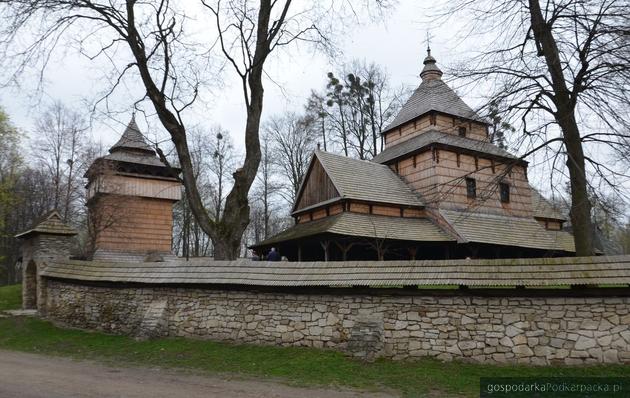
[420,48,443,81]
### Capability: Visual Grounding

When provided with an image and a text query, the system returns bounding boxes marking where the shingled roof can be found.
[41,255,630,287]
[254,212,452,247]
[383,76,487,135]
[86,115,178,178]
[103,149,169,168]
[15,210,78,238]
[313,150,424,207]
[109,116,155,154]
[372,130,519,164]
[531,189,566,221]
[440,209,575,253]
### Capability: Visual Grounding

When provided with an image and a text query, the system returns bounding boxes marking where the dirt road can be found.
[0,350,396,398]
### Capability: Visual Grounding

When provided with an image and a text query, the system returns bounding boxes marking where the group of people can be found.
[251,247,282,261]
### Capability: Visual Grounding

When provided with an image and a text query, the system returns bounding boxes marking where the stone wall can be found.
[21,234,74,312]
[44,279,630,365]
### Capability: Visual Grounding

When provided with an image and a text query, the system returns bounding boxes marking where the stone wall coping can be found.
[40,255,630,288]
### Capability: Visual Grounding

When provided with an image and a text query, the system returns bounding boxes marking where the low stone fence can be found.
[44,278,630,365]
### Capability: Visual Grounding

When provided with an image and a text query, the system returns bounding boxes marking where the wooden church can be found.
[252,50,575,261]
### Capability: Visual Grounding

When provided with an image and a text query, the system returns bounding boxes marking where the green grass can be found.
[0,284,21,311]
[0,284,629,398]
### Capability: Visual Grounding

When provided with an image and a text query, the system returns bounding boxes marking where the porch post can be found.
[320,240,330,262]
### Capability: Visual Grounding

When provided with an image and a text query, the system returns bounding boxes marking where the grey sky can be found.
[0,1,561,195]
[1,2,463,147]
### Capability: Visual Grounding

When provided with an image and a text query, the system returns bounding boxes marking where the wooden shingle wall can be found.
[396,148,533,218]
[384,114,488,148]
[296,201,425,225]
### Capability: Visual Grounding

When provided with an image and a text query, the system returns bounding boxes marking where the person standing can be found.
[267,247,281,261]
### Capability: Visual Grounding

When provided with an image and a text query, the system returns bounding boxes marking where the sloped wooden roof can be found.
[109,116,155,154]
[41,255,630,287]
[531,189,566,221]
[383,79,487,134]
[254,212,453,247]
[15,210,78,238]
[86,116,179,179]
[310,150,424,207]
[440,209,575,252]
[372,130,518,164]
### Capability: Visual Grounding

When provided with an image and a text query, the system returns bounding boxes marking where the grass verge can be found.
[0,283,21,311]
[0,284,628,398]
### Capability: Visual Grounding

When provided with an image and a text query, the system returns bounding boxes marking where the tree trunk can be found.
[123,1,282,260]
[338,102,349,157]
[528,0,594,256]
[321,117,327,151]
[212,234,241,260]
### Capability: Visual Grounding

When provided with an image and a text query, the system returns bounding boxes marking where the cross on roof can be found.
[425,31,433,56]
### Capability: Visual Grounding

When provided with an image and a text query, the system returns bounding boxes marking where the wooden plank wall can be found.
[537,219,562,230]
[384,114,488,148]
[295,158,339,211]
[87,175,181,201]
[92,196,174,253]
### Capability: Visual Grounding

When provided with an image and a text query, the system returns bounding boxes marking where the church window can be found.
[500,183,510,203]
[459,126,466,137]
[466,178,477,199]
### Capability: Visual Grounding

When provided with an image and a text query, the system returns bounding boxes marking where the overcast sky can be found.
[1,1,470,145]
[0,1,563,195]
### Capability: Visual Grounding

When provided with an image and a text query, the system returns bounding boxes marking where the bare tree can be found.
[305,91,329,151]
[0,0,391,259]
[265,113,317,205]
[436,0,630,256]
[34,101,88,222]
[326,72,351,156]
[207,127,237,223]
[324,61,406,159]
[253,133,280,240]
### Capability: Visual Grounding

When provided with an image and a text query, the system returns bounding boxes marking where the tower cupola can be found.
[420,48,443,82]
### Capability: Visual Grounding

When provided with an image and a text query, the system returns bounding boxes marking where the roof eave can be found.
[376,142,527,167]
[15,229,78,239]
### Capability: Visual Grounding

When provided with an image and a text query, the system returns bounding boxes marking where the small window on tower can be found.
[500,183,510,203]
[465,178,477,199]
[459,126,467,137]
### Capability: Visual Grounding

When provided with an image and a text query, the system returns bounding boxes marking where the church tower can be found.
[85,116,182,262]
[374,49,533,218]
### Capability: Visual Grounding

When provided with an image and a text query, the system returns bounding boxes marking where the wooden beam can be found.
[407,246,418,260]
[320,240,330,262]
[334,241,355,261]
